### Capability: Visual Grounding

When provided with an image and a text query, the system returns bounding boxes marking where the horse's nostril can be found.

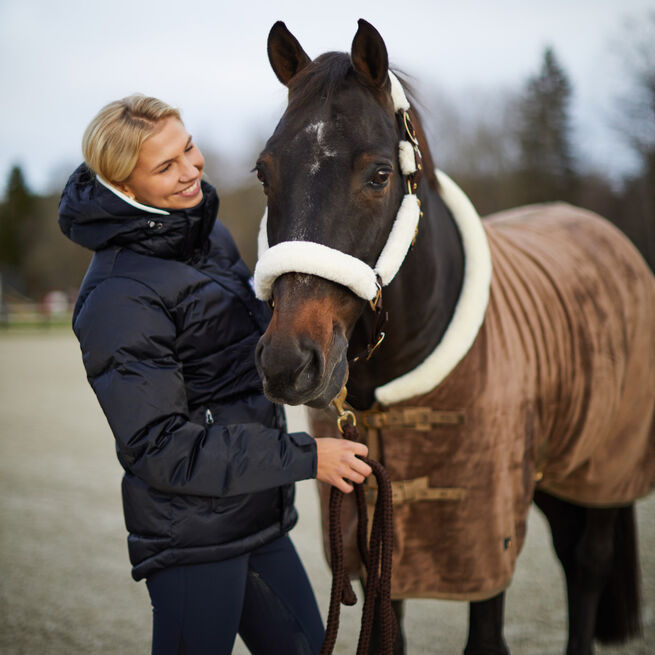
[256,332,325,402]
[293,336,325,392]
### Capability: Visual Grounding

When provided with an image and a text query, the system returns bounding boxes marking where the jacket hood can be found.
[58,163,219,259]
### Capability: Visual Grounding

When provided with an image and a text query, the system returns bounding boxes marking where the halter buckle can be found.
[403,111,419,146]
[369,279,382,312]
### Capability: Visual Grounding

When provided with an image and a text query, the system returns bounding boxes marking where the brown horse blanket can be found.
[311,202,655,601]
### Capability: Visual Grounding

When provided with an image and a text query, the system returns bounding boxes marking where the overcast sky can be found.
[1,0,652,196]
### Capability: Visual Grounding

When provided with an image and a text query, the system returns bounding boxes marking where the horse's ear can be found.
[267,21,312,87]
[351,19,389,88]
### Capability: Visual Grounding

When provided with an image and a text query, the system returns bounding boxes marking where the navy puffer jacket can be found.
[59,164,316,581]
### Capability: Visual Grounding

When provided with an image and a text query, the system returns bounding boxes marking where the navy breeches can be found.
[145,535,325,655]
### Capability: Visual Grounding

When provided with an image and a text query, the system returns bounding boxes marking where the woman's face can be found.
[117,117,205,210]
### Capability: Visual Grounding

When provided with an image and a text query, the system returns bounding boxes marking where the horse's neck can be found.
[347,185,464,410]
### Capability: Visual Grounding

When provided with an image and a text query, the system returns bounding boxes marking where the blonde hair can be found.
[82,95,181,183]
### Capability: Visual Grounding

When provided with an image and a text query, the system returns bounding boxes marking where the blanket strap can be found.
[362,406,467,506]
[363,406,466,431]
[365,476,467,505]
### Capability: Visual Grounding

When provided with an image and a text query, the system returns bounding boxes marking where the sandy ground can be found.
[0,331,653,654]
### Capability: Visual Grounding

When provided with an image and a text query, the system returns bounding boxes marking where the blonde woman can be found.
[58,95,372,655]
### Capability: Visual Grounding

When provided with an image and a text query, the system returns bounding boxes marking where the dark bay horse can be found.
[253,19,655,655]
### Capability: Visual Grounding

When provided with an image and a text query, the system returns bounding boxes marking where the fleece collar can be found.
[95,175,170,215]
[374,170,492,404]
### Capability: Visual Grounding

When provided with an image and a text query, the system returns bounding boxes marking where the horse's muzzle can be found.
[255,330,348,407]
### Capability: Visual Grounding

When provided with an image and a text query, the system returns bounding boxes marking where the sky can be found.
[1,0,652,196]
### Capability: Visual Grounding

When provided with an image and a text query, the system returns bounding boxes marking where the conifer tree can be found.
[515,47,577,204]
[0,166,34,270]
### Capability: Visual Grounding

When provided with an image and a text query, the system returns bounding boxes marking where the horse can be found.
[252,19,655,655]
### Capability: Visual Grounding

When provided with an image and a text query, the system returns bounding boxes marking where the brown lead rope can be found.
[319,420,396,655]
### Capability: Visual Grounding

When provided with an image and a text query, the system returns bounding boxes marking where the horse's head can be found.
[254,19,427,408]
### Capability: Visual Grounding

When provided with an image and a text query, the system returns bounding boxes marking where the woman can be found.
[58,95,372,655]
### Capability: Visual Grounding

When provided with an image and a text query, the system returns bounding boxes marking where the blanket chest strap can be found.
[362,407,465,430]
[365,475,467,505]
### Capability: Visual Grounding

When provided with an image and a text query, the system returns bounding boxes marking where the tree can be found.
[0,165,35,271]
[514,47,577,204]
[611,11,655,269]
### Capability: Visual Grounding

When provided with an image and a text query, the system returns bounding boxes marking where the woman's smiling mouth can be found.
[177,179,201,198]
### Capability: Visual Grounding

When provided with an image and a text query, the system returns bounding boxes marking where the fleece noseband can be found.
[253,72,423,302]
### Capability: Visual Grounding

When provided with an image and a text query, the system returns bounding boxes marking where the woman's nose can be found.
[180,152,203,181]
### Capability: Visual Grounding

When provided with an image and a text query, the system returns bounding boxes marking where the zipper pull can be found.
[205,408,214,425]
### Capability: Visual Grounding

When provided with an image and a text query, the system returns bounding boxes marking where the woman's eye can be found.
[185,143,194,152]
[158,163,172,174]
[370,169,391,187]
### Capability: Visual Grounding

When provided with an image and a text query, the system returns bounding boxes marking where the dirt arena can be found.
[1,331,653,654]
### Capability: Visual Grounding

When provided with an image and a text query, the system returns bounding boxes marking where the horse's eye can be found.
[252,162,269,190]
[370,169,391,188]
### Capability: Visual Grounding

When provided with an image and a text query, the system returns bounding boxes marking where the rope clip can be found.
[331,386,357,434]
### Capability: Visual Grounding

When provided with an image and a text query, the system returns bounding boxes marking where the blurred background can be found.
[1,1,654,653]
[1,0,654,318]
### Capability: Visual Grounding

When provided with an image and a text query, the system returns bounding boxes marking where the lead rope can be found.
[319,392,396,655]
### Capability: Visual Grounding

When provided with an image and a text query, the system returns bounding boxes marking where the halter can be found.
[253,71,424,303]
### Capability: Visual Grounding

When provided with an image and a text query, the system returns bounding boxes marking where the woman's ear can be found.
[114,182,136,200]
[267,21,312,86]
[351,19,389,88]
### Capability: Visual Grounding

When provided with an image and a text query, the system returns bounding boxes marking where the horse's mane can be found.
[287,52,438,191]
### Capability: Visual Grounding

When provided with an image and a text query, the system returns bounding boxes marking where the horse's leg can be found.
[566,506,619,655]
[533,490,639,655]
[463,592,510,655]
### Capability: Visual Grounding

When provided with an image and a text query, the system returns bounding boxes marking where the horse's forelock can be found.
[286,52,360,114]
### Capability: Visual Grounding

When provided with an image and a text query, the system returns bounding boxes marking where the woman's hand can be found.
[315,437,373,493]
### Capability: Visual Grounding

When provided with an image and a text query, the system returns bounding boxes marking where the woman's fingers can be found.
[315,436,374,493]
[351,441,369,458]
[338,450,373,490]
[352,457,373,479]
[335,478,354,494]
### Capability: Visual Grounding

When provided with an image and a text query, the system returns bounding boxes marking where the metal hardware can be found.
[402,111,419,145]
[369,280,382,312]
[362,407,466,429]
[331,385,357,434]
[366,331,386,360]
[365,475,467,505]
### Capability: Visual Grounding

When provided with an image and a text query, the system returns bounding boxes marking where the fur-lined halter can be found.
[253,72,492,405]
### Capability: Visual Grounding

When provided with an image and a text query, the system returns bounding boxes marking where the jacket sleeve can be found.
[74,276,316,497]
